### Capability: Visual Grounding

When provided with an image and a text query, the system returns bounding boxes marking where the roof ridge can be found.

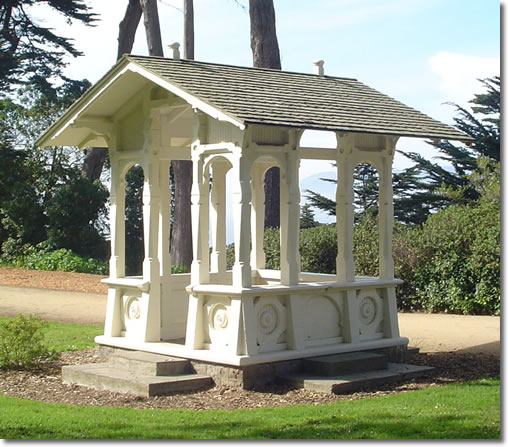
[126,54,359,82]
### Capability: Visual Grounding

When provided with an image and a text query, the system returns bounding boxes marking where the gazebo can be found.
[37,50,470,386]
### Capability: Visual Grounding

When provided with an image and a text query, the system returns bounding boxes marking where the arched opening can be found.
[353,162,379,278]
[250,158,284,285]
[207,156,232,283]
[124,164,144,276]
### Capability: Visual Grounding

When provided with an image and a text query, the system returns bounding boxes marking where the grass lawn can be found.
[0,317,500,439]
[0,378,499,439]
[0,316,102,352]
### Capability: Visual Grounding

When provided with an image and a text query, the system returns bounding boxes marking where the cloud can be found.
[428,51,500,107]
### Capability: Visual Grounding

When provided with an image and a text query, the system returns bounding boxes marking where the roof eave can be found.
[243,120,474,144]
[35,55,132,148]
[36,55,246,149]
[125,56,245,131]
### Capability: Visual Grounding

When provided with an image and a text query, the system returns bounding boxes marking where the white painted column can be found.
[335,134,359,344]
[250,163,266,270]
[210,161,228,275]
[140,158,162,342]
[280,152,301,286]
[378,141,399,338]
[108,159,126,278]
[190,152,210,285]
[378,154,395,280]
[335,156,355,282]
[232,154,252,288]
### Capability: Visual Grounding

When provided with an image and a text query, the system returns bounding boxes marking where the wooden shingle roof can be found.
[126,54,471,142]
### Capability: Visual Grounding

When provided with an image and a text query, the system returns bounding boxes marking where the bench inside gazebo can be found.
[37,50,470,392]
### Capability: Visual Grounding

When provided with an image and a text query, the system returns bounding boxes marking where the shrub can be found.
[299,225,337,273]
[399,200,500,315]
[45,177,109,260]
[9,242,108,275]
[0,314,57,370]
[171,264,189,274]
[225,228,282,271]
[353,213,379,277]
[264,227,281,270]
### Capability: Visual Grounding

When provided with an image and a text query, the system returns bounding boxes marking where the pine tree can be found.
[0,0,97,93]
[300,204,318,229]
[306,76,500,225]
[399,76,500,216]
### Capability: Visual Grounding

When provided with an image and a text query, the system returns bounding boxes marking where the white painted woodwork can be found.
[280,150,301,286]
[68,79,406,364]
[190,154,210,286]
[108,157,126,278]
[335,134,356,282]
[231,153,253,288]
[378,151,395,280]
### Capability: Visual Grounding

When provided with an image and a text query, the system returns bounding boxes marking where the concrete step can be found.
[303,351,388,376]
[108,350,190,376]
[62,364,214,397]
[281,363,435,394]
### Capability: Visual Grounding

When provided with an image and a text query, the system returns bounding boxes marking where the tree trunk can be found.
[117,0,142,60]
[80,147,107,181]
[169,0,194,269]
[81,0,142,181]
[183,0,194,60]
[139,0,164,57]
[249,0,281,70]
[249,0,282,228]
[169,160,193,267]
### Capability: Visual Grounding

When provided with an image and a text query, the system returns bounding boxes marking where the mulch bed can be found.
[0,349,499,410]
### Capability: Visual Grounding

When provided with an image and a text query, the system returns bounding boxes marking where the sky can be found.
[31,0,500,181]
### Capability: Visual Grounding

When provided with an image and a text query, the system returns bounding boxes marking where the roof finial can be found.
[313,59,324,76]
[169,42,180,60]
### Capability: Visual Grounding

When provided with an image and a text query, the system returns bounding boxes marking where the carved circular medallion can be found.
[359,296,377,325]
[258,304,278,335]
[209,304,229,330]
[125,296,141,320]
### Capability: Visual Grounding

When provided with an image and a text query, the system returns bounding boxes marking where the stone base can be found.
[95,343,418,390]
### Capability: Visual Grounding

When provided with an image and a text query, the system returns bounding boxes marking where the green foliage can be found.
[0,314,57,370]
[3,242,108,275]
[399,76,500,220]
[171,264,189,274]
[124,165,144,275]
[305,163,380,220]
[300,203,319,229]
[0,317,101,353]
[352,213,379,277]
[263,227,281,270]
[0,378,500,439]
[299,225,337,273]
[0,83,109,265]
[0,1,97,93]
[401,199,499,315]
[45,177,109,259]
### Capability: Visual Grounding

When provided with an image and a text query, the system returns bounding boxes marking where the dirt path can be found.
[0,267,500,355]
[0,285,106,326]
